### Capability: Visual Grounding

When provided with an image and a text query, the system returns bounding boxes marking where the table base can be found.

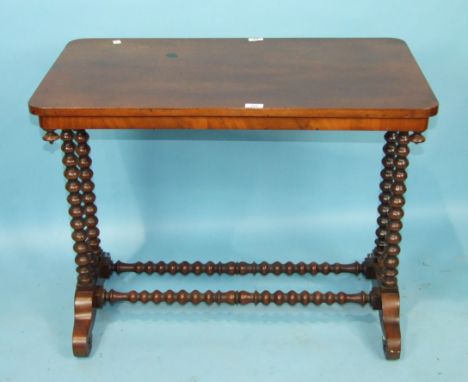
[44,129,425,360]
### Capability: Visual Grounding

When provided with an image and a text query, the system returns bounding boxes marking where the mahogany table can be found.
[29,38,438,360]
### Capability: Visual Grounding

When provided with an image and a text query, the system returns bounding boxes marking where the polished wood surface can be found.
[51,128,422,360]
[113,260,364,275]
[38,115,429,131]
[29,38,438,131]
[104,289,374,306]
[380,291,401,360]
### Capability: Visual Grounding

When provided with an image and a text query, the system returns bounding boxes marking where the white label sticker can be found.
[112,39,122,45]
[248,37,264,42]
[245,103,264,109]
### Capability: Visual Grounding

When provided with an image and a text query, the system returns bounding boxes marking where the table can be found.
[28,38,438,360]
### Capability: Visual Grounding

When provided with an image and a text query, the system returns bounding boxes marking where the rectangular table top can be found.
[29,38,438,131]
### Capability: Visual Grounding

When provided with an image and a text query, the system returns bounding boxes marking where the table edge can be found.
[37,115,431,132]
[29,104,439,119]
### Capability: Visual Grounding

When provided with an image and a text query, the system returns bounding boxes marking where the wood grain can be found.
[29,38,438,131]
[380,291,401,360]
[38,115,429,131]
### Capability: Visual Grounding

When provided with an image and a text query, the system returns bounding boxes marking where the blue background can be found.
[1,1,467,381]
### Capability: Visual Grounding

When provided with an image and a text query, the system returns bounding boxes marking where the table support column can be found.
[41,127,427,360]
[366,130,425,360]
[45,129,112,356]
[363,132,398,278]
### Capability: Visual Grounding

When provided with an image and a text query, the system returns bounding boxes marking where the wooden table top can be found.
[29,38,438,131]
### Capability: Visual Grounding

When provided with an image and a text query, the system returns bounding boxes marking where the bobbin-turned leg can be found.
[374,131,425,360]
[47,129,112,356]
[378,131,409,360]
[363,132,398,279]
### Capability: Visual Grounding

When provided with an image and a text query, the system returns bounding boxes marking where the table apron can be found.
[39,116,428,132]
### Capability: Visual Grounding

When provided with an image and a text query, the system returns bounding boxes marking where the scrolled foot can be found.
[379,291,401,360]
[72,289,97,357]
[72,327,92,357]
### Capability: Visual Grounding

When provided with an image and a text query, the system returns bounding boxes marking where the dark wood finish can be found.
[376,131,413,359]
[374,131,400,261]
[60,129,113,356]
[363,130,426,359]
[113,260,363,276]
[104,289,374,306]
[72,288,97,357]
[380,132,410,290]
[61,130,101,287]
[29,38,439,360]
[29,38,437,131]
[380,291,401,360]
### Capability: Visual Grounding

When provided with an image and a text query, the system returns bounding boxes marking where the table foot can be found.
[379,290,401,360]
[72,284,106,357]
[72,288,96,357]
